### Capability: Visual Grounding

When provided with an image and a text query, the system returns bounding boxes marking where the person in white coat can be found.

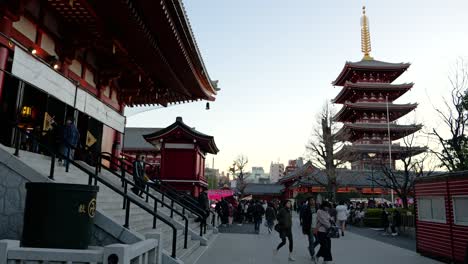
[335,201,348,236]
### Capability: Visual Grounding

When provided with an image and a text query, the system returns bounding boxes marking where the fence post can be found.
[0,240,20,264]
[14,128,20,157]
[49,153,55,180]
[103,244,131,264]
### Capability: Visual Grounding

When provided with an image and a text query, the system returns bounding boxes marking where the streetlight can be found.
[367,153,376,202]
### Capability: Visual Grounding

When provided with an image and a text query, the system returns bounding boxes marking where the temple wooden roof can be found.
[123,127,163,151]
[332,59,411,86]
[44,0,217,106]
[336,144,427,161]
[143,117,219,154]
[335,123,422,142]
[332,81,414,104]
[334,102,417,122]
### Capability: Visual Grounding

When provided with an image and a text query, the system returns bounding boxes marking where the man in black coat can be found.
[253,201,265,234]
[197,189,210,221]
[131,155,145,197]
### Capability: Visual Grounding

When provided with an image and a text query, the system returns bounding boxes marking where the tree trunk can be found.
[322,117,337,202]
[401,195,409,209]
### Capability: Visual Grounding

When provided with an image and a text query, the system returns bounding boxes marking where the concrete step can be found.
[1,146,218,264]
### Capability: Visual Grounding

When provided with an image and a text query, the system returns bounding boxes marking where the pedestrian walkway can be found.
[195,215,441,264]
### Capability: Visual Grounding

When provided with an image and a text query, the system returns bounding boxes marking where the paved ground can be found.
[346,225,416,251]
[217,223,258,234]
[195,214,442,264]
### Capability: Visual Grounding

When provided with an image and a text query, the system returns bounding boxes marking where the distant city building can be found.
[285,158,305,174]
[269,162,285,183]
[245,167,270,184]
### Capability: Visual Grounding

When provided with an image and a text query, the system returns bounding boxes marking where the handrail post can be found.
[124,198,130,228]
[49,153,55,180]
[170,200,174,218]
[94,155,100,186]
[171,228,176,258]
[14,128,20,157]
[120,160,125,188]
[88,172,93,185]
[153,200,157,229]
[184,218,188,249]
[123,181,128,210]
[145,184,149,203]
[65,146,70,173]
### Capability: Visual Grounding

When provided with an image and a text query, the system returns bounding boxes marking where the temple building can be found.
[332,7,425,170]
[0,0,217,160]
[123,117,219,196]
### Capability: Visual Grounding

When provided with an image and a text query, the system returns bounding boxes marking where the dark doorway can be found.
[76,112,103,165]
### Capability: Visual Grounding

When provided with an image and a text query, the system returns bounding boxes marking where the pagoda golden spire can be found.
[361,6,373,60]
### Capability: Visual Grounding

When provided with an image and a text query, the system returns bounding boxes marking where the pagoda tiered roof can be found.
[332,82,414,104]
[336,144,427,161]
[332,60,411,86]
[333,102,417,122]
[335,123,423,142]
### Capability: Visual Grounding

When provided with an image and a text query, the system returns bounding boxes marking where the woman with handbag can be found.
[315,201,333,263]
[273,200,295,261]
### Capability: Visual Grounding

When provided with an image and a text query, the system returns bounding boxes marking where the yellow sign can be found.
[88,198,96,218]
[86,131,97,147]
[43,112,54,134]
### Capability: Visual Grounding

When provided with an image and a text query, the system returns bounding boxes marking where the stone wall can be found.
[0,147,46,240]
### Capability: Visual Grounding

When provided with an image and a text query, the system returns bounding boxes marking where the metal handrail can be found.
[99,152,206,236]
[83,151,190,249]
[10,125,179,258]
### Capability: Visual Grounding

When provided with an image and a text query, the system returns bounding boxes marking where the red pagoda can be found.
[333,7,425,170]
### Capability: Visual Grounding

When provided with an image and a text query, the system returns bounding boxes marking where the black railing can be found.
[10,125,180,258]
[92,152,189,249]
[100,152,210,236]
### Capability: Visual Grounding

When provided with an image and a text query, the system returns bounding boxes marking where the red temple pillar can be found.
[0,14,14,104]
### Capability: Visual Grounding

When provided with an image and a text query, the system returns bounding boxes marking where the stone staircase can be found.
[0,145,215,264]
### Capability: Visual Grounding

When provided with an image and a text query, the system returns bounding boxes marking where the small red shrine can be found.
[332,7,425,169]
[138,117,219,196]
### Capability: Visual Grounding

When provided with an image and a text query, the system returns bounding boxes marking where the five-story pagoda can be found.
[333,7,425,170]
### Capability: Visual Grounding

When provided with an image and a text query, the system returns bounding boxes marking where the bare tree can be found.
[432,59,468,171]
[372,134,432,209]
[306,102,344,201]
[229,155,249,195]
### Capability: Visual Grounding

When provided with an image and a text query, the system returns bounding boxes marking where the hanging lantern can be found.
[21,106,32,118]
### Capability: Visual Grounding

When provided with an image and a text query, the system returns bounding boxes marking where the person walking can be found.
[316,201,333,264]
[131,155,145,197]
[336,200,348,236]
[197,189,210,223]
[391,209,401,236]
[265,202,276,234]
[237,201,244,225]
[62,119,80,168]
[253,201,265,234]
[274,200,295,261]
[381,207,390,235]
[302,197,319,262]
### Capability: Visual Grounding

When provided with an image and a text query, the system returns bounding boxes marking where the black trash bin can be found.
[21,182,99,249]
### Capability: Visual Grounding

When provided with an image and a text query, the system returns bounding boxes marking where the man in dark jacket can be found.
[131,155,145,197]
[301,197,319,261]
[265,202,276,233]
[253,201,265,234]
[274,200,295,261]
[197,189,210,222]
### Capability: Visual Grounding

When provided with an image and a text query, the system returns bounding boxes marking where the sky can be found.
[126,0,468,174]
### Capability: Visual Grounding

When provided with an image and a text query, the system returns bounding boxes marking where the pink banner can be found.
[208,189,234,200]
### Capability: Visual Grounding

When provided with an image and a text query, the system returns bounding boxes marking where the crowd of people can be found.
[210,196,408,263]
